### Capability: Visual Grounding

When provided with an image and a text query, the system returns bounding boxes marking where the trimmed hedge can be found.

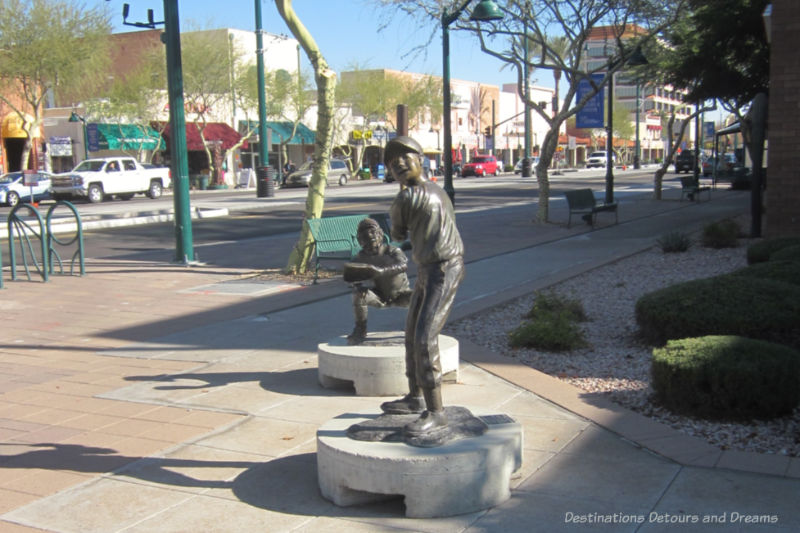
[726,260,800,287]
[746,236,800,264]
[635,276,800,348]
[651,336,800,420]
[771,244,800,262]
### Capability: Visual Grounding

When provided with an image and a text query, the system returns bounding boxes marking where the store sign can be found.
[49,136,73,157]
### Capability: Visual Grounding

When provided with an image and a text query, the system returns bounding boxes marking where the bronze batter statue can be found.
[380,136,465,437]
[344,218,412,345]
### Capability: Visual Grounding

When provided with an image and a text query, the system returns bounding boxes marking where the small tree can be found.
[0,0,111,170]
[277,0,338,275]
[378,0,687,222]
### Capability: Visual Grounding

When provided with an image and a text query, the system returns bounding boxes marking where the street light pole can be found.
[522,23,531,178]
[605,71,615,204]
[605,47,647,203]
[634,82,641,169]
[441,0,503,205]
[162,0,194,263]
[255,0,268,169]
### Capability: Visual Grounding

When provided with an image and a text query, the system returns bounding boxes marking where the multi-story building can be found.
[582,25,695,164]
[339,69,558,173]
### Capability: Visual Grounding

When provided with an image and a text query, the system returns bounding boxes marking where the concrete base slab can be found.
[318,332,459,396]
[317,411,522,518]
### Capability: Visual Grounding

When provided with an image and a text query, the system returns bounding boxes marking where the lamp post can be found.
[122,2,194,262]
[522,23,531,177]
[68,111,88,161]
[634,82,641,169]
[605,47,647,204]
[442,0,503,204]
[255,0,268,170]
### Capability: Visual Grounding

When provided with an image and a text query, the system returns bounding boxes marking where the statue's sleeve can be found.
[389,196,407,243]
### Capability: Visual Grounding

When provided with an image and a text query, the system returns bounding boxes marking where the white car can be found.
[0,171,53,207]
[586,151,615,168]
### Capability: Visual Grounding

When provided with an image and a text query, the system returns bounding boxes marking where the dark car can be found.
[674,150,696,173]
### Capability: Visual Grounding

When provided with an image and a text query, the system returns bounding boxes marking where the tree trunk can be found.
[533,128,559,223]
[277,0,337,274]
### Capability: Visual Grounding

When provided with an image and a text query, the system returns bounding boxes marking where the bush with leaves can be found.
[746,236,800,264]
[509,311,588,352]
[525,291,587,322]
[651,336,800,420]
[656,231,692,253]
[701,219,740,249]
[635,276,800,348]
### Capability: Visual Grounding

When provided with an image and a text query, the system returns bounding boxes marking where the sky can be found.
[95,0,533,90]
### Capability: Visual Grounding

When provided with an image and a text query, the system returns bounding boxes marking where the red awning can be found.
[156,122,247,151]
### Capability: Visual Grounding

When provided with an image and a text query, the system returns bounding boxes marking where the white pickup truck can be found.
[50,157,170,203]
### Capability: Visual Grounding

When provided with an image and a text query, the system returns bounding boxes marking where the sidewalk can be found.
[2,186,798,532]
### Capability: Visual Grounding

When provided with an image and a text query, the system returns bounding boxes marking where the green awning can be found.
[240,120,316,145]
[90,123,163,151]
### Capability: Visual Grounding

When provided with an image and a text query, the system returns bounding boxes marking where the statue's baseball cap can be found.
[384,136,423,165]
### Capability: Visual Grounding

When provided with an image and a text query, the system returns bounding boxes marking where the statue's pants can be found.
[405,256,464,390]
[353,287,412,323]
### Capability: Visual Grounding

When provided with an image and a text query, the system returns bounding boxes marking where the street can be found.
[2,167,675,267]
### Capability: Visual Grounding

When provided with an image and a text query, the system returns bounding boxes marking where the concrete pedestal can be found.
[318,332,459,396]
[317,411,522,518]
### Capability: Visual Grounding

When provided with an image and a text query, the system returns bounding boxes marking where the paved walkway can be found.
[1,183,798,532]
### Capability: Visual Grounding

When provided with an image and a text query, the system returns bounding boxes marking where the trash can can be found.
[256,165,275,197]
[198,174,209,190]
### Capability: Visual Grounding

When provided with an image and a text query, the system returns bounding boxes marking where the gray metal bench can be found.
[680,176,711,201]
[564,188,618,228]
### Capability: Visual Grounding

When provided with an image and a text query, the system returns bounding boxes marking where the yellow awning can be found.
[2,112,41,139]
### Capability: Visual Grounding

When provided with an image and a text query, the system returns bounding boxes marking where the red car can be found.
[461,154,499,177]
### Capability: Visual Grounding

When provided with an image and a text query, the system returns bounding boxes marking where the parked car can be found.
[513,157,540,174]
[283,158,351,188]
[674,150,696,173]
[0,171,52,207]
[586,151,614,168]
[461,154,499,177]
[701,155,714,177]
[50,157,169,203]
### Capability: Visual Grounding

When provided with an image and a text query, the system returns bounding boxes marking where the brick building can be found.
[765,0,800,237]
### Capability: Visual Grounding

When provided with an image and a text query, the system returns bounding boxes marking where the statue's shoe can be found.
[403,410,449,436]
[380,394,425,414]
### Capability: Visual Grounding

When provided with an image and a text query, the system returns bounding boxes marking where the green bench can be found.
[564,188,618,228]
[680,176,711,202]
[305,213,408,282]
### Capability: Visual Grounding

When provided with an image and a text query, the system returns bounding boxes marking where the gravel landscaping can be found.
[447,236,800,457]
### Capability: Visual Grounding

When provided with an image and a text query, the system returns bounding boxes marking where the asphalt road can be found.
[3,167,667,262]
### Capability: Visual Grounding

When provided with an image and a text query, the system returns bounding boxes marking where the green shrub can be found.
[635,276,800,348]
[746,236,800,264]
[526,291,587,322]
[771,244,800,262]
[726,260,800,287]
[656,231,692,253]
[651,336,800,420]
[701,219,740,249]
[509,312,588,351]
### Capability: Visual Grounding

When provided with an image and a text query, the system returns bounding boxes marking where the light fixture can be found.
[442,0,503,203]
